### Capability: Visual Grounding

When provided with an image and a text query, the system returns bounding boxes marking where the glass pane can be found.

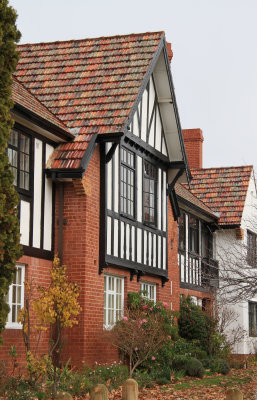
[150,208,155,222]
[12,286,16,303]
[20,135,25,153]
[24,137,30,154]
[108,309,114,325]
[17,268,22,284]
[17,286,21,303]
[8,148,12,164]
[20,153,24,170]
[13,168,17,186]
[24,154,29,172]
[20,171,25,189]
[144,179,149,192]
[12,305,16,323]
[12,150,17,167]
[24,173,29,190]
[150,180,154,194]
[116,279,121,294]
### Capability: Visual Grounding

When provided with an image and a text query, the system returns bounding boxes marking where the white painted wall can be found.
[32,138,42,248]
[216,171,257,354]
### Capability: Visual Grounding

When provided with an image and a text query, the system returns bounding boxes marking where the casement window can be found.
[189,215,199,254]
[143,161,157,224]
[178,212,186,251]
[201,224,213,259]
[7,129,31,193]
[5,265,25,329]
[120,147,135,218]
[140,282,156,302]
[247,230,257,267]
[249,302,257,337]
[104,275,124,328]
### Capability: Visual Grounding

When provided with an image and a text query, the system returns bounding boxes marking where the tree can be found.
[0,0,22,339]
[109,293,175,377]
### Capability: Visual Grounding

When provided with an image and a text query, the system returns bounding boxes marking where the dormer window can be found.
[8,129,31,193]
[144,161,157,225]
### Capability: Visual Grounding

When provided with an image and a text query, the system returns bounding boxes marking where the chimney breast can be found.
[166,42,173,62]
[182,128,204,169]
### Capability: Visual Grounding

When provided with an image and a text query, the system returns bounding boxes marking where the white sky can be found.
[9,0,257,171]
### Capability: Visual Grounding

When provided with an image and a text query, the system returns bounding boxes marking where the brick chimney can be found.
[166,42,173,62]
[182,128,204,169]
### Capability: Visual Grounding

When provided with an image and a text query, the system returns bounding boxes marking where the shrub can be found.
[172,355,190,372]
[149,363,171,385]
[88,362,129,390]
[133,369,154,388]
[210,358,230,375]
[185,357,204,378]
[173,338,208,360]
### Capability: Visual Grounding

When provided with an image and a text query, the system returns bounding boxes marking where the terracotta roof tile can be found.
[11,77,71,133]
[15,32,165,170]
[175,183,218,219]
[183,166,253,226]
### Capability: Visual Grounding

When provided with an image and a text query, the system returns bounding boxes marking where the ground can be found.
[79,366,257,400]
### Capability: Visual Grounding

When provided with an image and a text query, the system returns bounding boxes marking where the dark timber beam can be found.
[105,142,119,164]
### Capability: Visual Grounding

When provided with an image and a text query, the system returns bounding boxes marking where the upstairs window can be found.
[247,230,257,267]
[8,129,31,192]
[189,215,199,254]
[178,212,186,251]
[120,148,135,218]
[144,161,157,225]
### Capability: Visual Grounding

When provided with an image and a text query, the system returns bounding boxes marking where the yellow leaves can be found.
[33,256,82,329]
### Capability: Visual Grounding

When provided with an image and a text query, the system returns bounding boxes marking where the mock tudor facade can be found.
[2,32,192,366]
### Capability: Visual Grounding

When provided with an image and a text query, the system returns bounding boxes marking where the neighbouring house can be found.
[2,31,192,367]
[180,128,257,355]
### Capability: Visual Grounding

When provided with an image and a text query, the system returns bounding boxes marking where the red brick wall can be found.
[182,128,204,169]
[0,255,52,372]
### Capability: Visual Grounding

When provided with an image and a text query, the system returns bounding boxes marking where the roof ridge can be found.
[12,76,71,132]
[17,31,165,48]
[191,165,253,171]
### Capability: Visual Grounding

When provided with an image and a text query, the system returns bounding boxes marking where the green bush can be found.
[172,355,189,371]
[210,358,230,375]
[87,362,129,390]
[185,357,204,378]
[133,369,154,388]
[173,338,208,360]
[149,363,171,385]
[4,379,39,400]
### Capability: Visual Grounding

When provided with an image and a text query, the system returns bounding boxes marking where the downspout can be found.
[57,182,64,264]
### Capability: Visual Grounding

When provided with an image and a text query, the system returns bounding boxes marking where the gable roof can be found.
[15,32,164,136]
[175,182,218,221]
[185,166,253,226]
[11,77,72,139]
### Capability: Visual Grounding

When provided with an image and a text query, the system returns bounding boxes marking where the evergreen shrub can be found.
[185,357,204,378]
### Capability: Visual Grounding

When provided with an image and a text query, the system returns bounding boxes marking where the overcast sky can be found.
[9,0,257,171]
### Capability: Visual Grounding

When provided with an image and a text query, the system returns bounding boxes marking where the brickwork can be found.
[0,255,52,371]
[182,128,204,169]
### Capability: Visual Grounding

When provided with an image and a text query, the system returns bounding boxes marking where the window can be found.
[247,231,256,267]
[189,215,199,254]
[178,212,186,251]
[7,129,31,192]
[140,282,156,302]
[104,275,124,328]
[249,302,257,336]
[144,161,157,224]
[5,265,25,329]
[120,148,135,218]
[201,223,213,259]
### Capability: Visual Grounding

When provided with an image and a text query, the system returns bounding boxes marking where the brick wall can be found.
[182,128,204,169]
[0,255,52,371]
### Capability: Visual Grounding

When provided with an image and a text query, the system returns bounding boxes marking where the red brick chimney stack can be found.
[166,42,173,62]
[182,128,204,169]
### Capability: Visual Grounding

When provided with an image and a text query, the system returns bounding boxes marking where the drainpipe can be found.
[57,182,64,264]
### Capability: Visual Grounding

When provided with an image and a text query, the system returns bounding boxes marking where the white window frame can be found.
[104,274,124,329]
[140,281,156,302]
[5,264,25,329]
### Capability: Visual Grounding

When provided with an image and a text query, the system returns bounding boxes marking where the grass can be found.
[172,371,253,391]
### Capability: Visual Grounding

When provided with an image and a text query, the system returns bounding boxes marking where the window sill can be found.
[5,323,22,330]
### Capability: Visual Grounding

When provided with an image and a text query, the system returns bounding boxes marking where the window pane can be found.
[12,305,16,323]
[12,286,16,303]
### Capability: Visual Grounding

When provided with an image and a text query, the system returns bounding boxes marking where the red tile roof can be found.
[175,183,218,220]
[15,32,165,169]
[184,166,253,226]
[11,77,71,134]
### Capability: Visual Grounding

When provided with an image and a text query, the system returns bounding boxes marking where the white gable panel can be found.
[148,76,155,127]
[141,89,148,142]
[44,143,54,251]
[162,137,168,156]
[148,110,155,147]
[133,110,139,137]
[155,107,162,152]
[20,200,30,246]
[33,139,42,248]
[114,146,119,213]
[137,156,143,222]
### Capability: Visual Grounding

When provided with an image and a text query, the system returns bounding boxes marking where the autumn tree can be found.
[0,0,22,339]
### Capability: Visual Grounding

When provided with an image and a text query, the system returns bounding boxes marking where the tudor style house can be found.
[179,128,257,355]
[1,32,191,366]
